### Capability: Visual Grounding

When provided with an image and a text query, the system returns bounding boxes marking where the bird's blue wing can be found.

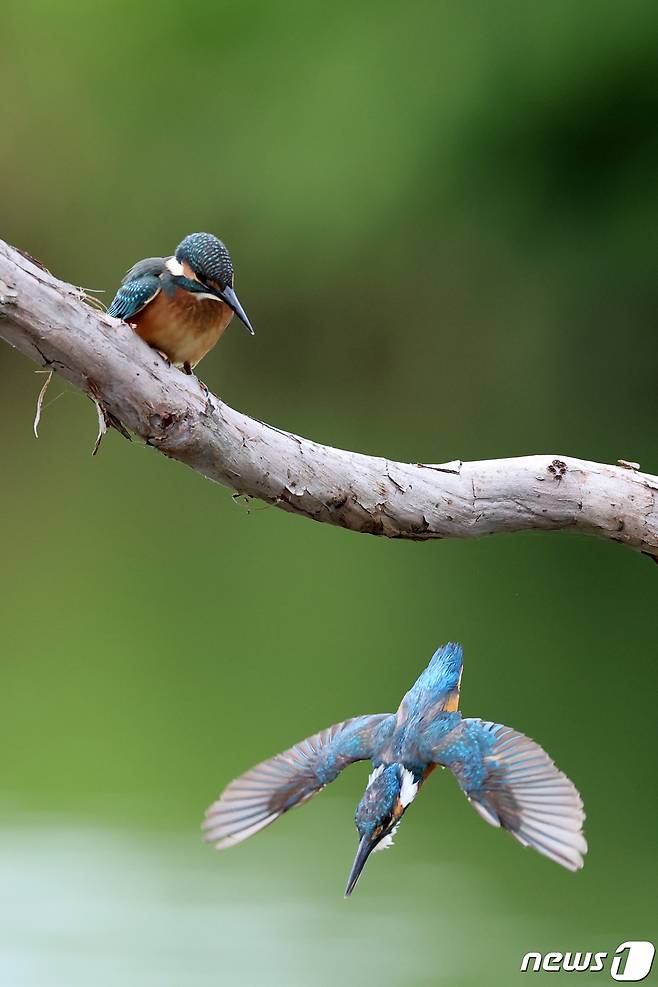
[107,273,161,320]
[203,713,394,849]
[426,718,586,871]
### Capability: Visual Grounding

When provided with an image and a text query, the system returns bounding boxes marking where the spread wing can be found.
[108,258,166,320]
[428,718,587,871]
[203,714,394,849]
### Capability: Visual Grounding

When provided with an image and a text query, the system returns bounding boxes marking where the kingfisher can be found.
[203,643,586,896]
[107,232,254,374]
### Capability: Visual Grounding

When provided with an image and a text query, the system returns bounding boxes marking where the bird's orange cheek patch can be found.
[180,259,198,281]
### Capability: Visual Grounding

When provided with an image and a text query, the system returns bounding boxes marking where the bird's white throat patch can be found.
[374,822,399,852]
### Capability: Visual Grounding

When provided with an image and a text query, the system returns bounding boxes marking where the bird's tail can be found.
[427,642,463,710]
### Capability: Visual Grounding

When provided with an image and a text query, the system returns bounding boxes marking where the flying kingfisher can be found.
[203,643,586,896]
[107,232,254,373]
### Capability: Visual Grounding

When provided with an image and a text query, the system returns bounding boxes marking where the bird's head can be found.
[169,232,254,334]
[345,763,419,896]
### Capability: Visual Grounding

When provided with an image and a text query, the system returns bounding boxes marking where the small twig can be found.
[81,288,107,313]
[41,390,67,413]
[91,397,108,456]
[417,460,463,475]
[33,369,54,438]
[86,378,131,448]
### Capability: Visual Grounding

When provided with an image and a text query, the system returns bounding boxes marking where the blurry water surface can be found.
[2,790,657,986]
[2,810,517,987]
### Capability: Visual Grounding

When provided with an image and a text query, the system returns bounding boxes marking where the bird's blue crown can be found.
[354,764,402,838]
[175,232,233,290]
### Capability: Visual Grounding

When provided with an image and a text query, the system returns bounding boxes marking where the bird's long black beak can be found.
[219,285,255,335]
[345,834,377,897]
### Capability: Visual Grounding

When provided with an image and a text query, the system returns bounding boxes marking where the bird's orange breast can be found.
[132,287,234,368]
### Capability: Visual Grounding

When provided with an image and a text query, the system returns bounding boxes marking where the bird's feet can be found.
[147,345,171,368]
[182,361,210,397]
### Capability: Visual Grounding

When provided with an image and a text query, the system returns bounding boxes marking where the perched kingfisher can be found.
[203,643,586,896]
[107,232,254,373]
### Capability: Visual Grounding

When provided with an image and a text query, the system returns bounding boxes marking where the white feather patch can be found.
[191,291,223,303]
[367,764,385,787]
[165,256,184,276]
[374,822,399,852]
[399,768,419,807]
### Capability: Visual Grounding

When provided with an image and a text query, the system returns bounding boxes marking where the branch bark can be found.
[1,238,656,558]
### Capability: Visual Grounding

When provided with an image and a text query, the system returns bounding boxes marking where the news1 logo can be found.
[520,941,655,980]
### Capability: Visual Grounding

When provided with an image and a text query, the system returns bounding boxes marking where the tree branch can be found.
[1,238,656,558]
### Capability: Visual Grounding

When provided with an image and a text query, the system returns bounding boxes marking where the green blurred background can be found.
[1,1,657,984]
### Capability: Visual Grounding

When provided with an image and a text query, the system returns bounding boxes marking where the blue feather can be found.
[397,642,463,722]
[107,273,161,320]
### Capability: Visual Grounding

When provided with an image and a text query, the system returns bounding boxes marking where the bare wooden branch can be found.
[1,238,656,558]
